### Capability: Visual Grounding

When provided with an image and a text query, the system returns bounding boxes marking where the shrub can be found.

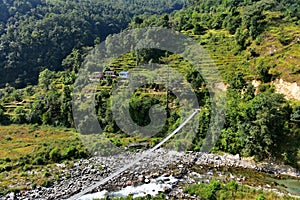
[41,180,53,188]
[63,146,77,160]
[78,150,89,159]
[256,194,266,200]
[44,171,51,177]
[31,183,37,189]
[20,172,27,177]
[9,188,20,193]
[5,136,12,141]
[49,148,61,163]
[4,165,12,171]
[23,164,31,171]
[32,157,44,165]
[226,181,238,191]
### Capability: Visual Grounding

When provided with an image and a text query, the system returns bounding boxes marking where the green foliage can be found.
[291,106,300,124]
[49,148,61,163]
[61,49,83,72]
[0,105,10,125]
[183,180,294,200]
[0,0,299,170]
[219,74,291,159]
[193,23,206,35]
[0,0,184,88]
[63,146,77,159]
[38,69,55,91]
[32,157,44,165]
[11,107,27,124]
[257,62,272,83]
[223,10,242,35]
[129,95,161,127]
[44,171,51,178]
[235,28,249,50]
[256,194,266,200]
[41,179,53,188]
[183,180,221,199]
[62,145,89,160]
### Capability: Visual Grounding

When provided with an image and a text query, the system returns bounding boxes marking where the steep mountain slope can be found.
[0,0,184,88]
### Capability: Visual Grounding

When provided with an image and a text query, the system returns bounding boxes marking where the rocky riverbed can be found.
[2,149,300,200]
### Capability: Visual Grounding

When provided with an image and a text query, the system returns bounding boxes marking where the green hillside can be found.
[0,0,184,88]
[0,0,300,196]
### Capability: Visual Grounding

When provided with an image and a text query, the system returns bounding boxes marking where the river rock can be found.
[3,148,299,200]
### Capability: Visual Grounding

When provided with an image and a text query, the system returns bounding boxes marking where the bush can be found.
[49,148,61,163]
[8,188,20,194]
[78,150,89,159]
[4,165,12,171]
[31,183,37,189]
[41,180,53,188]
[5,136,12,141]
[23,164,32,171]
[44,171,51,177]
[63,146,77,160]
[32,157,44,165]
[226,181,238,191]
[256,194,266,200]
[20,172,27,177]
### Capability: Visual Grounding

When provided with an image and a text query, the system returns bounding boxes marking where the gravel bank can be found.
[2,149,300,200]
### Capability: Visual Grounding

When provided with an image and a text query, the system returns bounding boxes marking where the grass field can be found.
[0,125,86,194]
[0,124,162,194]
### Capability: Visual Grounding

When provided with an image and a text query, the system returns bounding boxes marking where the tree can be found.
[193,23,206,35]
[240,92,289,159]
[235,28,248,50]
[291,106,300,126]
[0,0,185,87]
[61,49,82,72]
[38,69,55,91]
[0,0,9,25]
[242,5,265,39]
[60,85,73,127]
[185,69,205,89]
[229,72,247,91]
[133,16,144,25]
[223,11,241,34]
[11,107,27,124]
[0,105,9,125]
[257,61,272,83]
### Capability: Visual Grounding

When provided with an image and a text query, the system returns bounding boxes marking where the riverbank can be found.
[2,149,300,199]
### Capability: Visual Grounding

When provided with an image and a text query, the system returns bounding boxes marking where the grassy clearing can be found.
[0,124,88,194]
[0,125,75,159]
[0,124,164,195]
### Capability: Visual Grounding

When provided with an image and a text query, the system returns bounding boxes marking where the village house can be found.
[89,72,104,81]
[119,71,129,79]
[104,70,117,79]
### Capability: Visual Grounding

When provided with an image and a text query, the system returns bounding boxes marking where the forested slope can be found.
[0,0,184,88]
[130,0,300,83]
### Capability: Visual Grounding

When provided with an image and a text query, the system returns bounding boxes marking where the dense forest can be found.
[0,0,300,194]
[0,0,184,88]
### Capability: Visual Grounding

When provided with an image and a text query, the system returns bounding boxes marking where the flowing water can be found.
[78,175,178,200]
[78,167,300,200]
